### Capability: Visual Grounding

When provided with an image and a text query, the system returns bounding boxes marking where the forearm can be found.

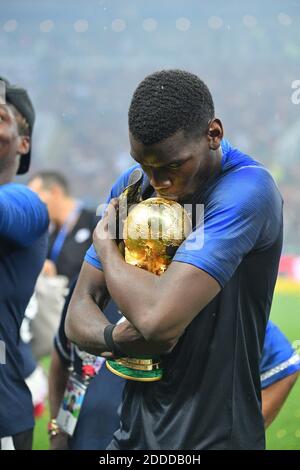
[67,294,175,356]
[65,261,177,357]
[100,242,161,336]
[113,320,178,356]
[262,372,299,428]
[65,292,111,355]
[48,350,70,450]
[48,349,70,418]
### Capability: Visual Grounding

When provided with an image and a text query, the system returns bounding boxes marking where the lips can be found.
[156,192,179,201]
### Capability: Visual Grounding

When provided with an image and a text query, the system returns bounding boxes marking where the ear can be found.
[207,119,224,150]
[18,135,30,155]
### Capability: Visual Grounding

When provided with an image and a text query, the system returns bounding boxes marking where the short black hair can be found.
[128,69,215,145]
[30,171,70,195]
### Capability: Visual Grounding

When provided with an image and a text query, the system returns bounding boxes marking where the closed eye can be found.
[168,161,183,169]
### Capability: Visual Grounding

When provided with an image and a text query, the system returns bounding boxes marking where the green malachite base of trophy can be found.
[106,357,163,382]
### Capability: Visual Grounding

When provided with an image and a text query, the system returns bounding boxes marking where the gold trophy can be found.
[106,190,192,382]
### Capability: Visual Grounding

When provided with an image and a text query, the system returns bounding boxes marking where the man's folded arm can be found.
[100,248,221,345]
[65,261,177,357]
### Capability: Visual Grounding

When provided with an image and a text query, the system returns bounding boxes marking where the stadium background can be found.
[1,0,299,450]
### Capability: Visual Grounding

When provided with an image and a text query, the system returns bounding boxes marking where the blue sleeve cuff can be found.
[84,250,103,271]
[260,353,300,388]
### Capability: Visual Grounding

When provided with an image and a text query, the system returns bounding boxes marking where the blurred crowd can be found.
[1,0,299,252]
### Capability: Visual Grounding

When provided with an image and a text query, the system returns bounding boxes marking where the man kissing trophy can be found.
[106,169,192,381]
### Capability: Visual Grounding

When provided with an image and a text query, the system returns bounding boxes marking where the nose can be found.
[149,169,172,192]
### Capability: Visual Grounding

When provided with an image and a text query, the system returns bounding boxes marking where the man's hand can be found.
[93,198,119,260]
[100,320,148,359]
[49,432,69,450]
[109,319,179,357]
[113,320,147,356]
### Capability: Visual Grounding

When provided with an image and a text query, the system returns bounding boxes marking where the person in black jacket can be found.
[28,170,96,284]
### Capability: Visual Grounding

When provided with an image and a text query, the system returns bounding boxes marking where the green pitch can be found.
[266,292,300,450]
[33,291,300,450]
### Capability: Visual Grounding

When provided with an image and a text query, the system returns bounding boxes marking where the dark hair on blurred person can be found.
[29,171,70,195]
[128,69,215,145]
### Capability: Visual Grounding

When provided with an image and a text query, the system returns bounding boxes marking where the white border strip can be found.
[260,352,300,382]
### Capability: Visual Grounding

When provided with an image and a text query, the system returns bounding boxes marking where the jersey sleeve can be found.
[173,167,283,287]
[84,164,141,271]
[260,321,300,389]
[0,183,49,247]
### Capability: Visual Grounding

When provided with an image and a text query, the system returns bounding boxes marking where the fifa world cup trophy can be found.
[106,190,192,382]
